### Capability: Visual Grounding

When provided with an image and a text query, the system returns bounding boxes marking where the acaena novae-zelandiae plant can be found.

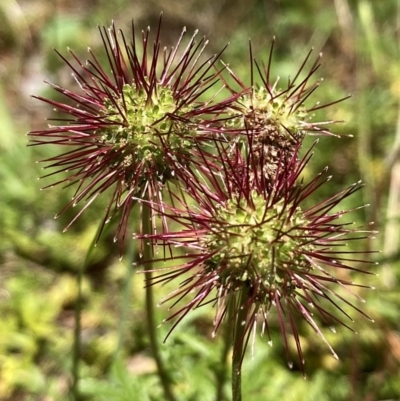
[28,14,378,401]
[137,137,377,378]
[28,15,240,251]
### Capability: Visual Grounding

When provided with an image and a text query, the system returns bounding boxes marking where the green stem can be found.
[70,266,83,401]
[142,203,177,401]
[231,291,247,401]
[70,223,103,401]
[115,241,135,358]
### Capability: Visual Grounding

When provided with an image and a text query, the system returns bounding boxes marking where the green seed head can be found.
[229,85,308,139]
[227,85,309,186]
[98,83,196,177]
[203,191,314,301]
[246,86,308,134]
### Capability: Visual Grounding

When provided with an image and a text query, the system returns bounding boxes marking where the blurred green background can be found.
[0,0,399,400]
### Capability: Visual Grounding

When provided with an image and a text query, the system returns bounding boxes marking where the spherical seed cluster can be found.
[226,85,310,185]
[242,86,308,137]
[203,191,314,301]
[29,18,235,248]
[99,83,195,173]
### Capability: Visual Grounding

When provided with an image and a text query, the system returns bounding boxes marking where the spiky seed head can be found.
[28,17,236,249]
[140,144,377,373]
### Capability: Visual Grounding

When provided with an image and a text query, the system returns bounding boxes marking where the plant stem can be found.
[231,291,247,401]
[142,203,177,401]
[71,223,103,401]
[71,265,83,401]
[116,241,135,358]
